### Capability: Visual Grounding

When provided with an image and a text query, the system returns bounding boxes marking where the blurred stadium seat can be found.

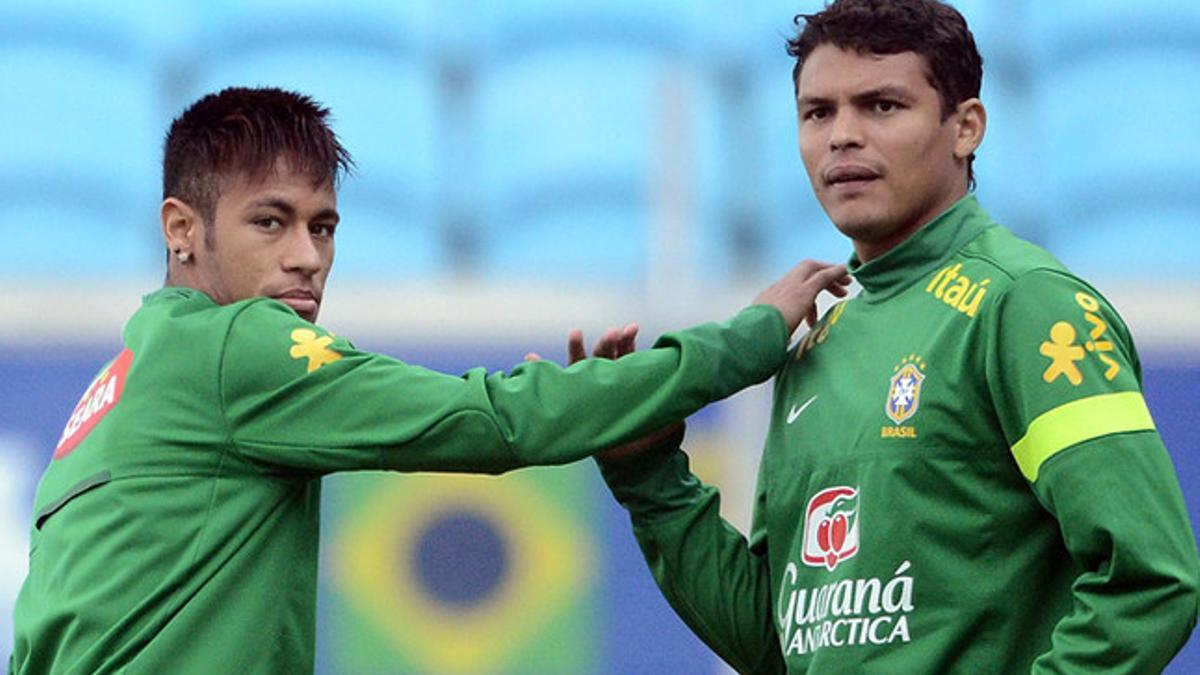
[1026,0,1200,275]
[1053,207,1200,279]
[953,0,1029,69]
[472,1,708,280]
[0,1,170,278]
[708,0,854,277]
[1033,50,1200,275]
[693,0,829,278]
[971,76,1045,244]
[1028,0,1200,63]
[952,0,1044,242]
[181,0,444,279]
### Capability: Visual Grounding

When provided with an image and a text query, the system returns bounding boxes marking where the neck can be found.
[852,220,925,263]
[164,264,204,294]
[852,187,970,263]
[164,266,188,289]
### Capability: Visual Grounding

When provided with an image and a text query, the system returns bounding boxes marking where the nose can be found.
[828,109,864,152]
[281,226,323,276]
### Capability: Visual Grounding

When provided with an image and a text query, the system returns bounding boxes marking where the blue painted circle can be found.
[413,510,509,607]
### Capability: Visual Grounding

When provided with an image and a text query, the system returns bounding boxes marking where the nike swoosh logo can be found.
[787,395,818,425]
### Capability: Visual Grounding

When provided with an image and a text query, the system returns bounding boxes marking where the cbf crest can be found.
[882,355,925,439]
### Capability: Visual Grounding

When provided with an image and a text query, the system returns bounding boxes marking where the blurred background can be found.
[1,0,1198,672]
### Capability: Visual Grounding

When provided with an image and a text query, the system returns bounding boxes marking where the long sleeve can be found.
[218,300,789,475]
[1030,431,1199,673]
[600,442,785,674]
[985,270,1200,672]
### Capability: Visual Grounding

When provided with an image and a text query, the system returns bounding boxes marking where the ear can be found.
[953,98,986,160]
[161,197,200,257]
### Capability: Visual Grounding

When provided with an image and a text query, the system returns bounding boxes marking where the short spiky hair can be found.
[788,0,982,119]
[162,87,354,225]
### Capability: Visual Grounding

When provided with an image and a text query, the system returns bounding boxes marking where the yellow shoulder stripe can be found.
[1011,391,1155,482]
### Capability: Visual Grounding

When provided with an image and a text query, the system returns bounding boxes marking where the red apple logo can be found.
[802,487,860,571]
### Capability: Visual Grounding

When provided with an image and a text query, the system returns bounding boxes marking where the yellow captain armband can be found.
[1010,392,1156,482]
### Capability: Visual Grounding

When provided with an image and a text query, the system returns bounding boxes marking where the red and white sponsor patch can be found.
[801,486,861,571]
[55,348,134,459]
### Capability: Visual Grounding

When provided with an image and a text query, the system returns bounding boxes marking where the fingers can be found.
[802,266,852,325]
[617,323,638,357]
[567,329,587,365]
[790,258,827,279]
[803,265,851,293]
[752,259,855,335]
[568,323,640,366]
[593,327,622,359]
[790,258,838,280]
[827,272,853,296]
[524,352,542,362]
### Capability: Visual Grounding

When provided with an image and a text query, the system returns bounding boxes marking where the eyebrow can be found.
[798,84,918,109]
[852,85,917,104]
[247,198,339,223]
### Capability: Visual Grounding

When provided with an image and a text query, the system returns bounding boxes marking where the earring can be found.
[175,249,191,263]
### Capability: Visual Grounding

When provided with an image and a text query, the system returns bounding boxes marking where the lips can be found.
[825,164,881,186]
[273,290,320,320]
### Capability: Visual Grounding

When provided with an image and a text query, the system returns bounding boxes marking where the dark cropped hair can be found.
[788,0,983,185]
[162,87,353,227]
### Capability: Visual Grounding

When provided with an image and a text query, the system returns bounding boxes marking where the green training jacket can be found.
[603,196,1200,673]
[11,288,789,674]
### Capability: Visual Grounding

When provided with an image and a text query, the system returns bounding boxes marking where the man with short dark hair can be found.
[8,86,849,673]
[597,1,1200,671]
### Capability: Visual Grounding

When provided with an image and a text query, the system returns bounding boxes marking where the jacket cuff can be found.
[597,429,708,523]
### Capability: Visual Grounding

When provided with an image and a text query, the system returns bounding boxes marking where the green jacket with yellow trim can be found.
[10,288,791,675]
[602,196,1200,673]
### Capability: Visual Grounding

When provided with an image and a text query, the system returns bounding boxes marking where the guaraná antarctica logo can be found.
[784,486,917,657]
[802,486,861,572]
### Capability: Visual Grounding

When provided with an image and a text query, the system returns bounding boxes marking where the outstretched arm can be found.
[220,260,847,476]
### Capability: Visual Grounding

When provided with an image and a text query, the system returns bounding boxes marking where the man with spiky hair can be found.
[597,1,1199,671]
[8,87,850,673]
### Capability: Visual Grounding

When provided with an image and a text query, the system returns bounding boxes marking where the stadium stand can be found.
[0,0,1194,283]
[714,1,859,277]
[691,0,823,278]
[1024,0,1200,275]
[1027,0,1200,62]
[471,0,708,280]
[969,76,1045,246]
[950,0,1044,244]
[0,1,170,278]
[1032,50,1200,276]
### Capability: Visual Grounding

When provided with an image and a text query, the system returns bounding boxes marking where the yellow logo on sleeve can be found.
[290,328,343,373]
[1038,292,1122,386]
[1073,292,1121,381]
[1040,323,1086,385]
